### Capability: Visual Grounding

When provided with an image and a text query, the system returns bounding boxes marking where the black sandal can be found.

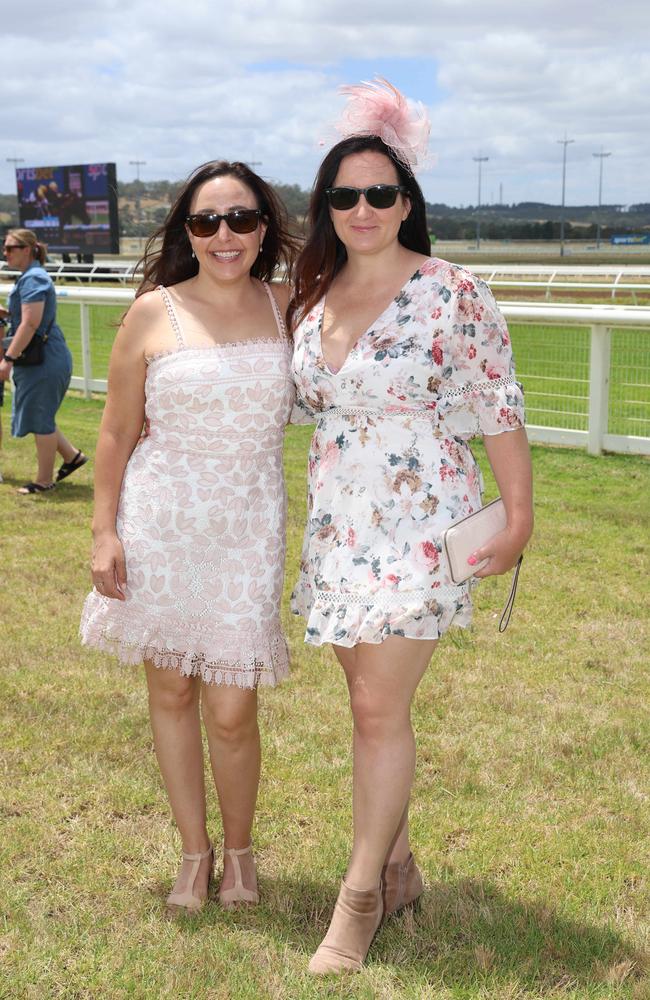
[17,482,56,494]
[56,451,88,482]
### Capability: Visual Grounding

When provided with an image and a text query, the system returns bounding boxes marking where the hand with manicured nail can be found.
[468,526,527,579]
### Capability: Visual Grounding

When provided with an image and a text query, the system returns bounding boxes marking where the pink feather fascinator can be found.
[334,76,431,171]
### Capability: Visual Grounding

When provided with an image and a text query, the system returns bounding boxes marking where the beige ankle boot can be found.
[308,878,384,974]
[381,852,424,916]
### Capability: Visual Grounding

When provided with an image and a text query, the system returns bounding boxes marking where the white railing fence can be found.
[1,284,649,457]
[3,262,650,301]
[470,264,650,303]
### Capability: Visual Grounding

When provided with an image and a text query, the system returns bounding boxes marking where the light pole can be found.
[6,156,24,174]
[473,155,488,250]
[6,158,24,224]
[129,159,147,220]
[557,135,574,257]
[593,150,611,249]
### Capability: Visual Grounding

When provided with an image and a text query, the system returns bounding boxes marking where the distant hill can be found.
[1,183,648,242]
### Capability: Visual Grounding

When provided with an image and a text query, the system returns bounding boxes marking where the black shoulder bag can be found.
[2,314,55,367]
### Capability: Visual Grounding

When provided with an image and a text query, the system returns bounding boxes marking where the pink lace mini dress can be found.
[80,283,293,688]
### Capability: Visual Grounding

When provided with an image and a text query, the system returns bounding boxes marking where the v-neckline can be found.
[317,264,424,376]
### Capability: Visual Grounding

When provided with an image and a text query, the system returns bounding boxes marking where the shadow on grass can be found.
[2,476,94,500]
[166,873,647,992]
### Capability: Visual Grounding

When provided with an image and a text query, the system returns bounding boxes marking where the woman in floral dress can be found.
[288,80,533,974]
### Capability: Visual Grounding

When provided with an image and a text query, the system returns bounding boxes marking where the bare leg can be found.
[385,803,411,866]
[144,663,211,898]
[334,636,438,890]
[201,683,260,894]
[33,431,58,485]
[55,427,82,463]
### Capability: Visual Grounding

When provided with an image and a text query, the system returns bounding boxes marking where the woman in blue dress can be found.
[0,229,87,493]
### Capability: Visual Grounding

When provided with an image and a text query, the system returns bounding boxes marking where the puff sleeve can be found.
[436,269,525,437]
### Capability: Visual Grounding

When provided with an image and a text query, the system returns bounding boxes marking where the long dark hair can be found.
[287,136,430,329]
[136,160,299,296]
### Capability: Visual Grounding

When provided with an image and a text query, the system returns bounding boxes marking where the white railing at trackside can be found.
[2,261,650,300]
[469,264,650,302]
[1,283,649,457]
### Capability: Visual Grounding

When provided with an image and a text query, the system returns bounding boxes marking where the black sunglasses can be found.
[324,185,409,211]
[3,244,27,252]
[186,209,262,237]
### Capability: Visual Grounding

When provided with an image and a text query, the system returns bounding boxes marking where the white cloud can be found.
[2,1,649,206]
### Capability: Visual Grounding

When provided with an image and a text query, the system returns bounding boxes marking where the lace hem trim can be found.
[80,600,290,688]
[297,583,468,608]
[291,584,473,647]
[81,632,290,688]
[319,405,436,419]
[145,339,292,366]
[313,376,520,420]
[439,374,517,399]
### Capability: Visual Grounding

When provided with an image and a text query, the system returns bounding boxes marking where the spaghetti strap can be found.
[263,282,288,340]
[158,285,186,348]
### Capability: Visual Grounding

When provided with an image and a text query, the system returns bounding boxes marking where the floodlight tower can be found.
[6,157,24,198]
[130,159,147,219]
[593,150,611,249]
[557,135,574,257]
[473,155,489,250]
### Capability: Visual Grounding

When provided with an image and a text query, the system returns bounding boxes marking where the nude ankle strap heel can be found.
[218,844,259,908]
[166,843,213,914]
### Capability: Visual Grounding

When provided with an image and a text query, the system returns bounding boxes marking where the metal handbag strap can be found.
[498,554,523,633]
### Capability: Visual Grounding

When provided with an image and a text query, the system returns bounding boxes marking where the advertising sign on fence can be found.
[610,234,650,245]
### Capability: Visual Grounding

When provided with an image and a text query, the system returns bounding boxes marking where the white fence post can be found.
[2,283,647,455]
[80,303,92,400]
[587,324,611,456]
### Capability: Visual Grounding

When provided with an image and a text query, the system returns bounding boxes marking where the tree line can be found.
[1,181,649,242]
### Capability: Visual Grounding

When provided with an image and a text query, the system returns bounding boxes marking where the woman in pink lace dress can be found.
[288,81,534,974]
[80,161,297,913]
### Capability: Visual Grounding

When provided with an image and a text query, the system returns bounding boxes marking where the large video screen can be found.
[16,163,119,254]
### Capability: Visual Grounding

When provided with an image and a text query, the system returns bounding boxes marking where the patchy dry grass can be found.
[1,394,648,999]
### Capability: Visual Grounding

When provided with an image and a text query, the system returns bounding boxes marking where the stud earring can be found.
[191,249,196,259]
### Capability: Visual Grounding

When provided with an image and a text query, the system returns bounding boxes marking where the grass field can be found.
[1,393,649,999]
[52,300,650,442]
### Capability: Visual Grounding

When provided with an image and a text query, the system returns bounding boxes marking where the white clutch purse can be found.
[441,497,523,631]
[442,497,507,584]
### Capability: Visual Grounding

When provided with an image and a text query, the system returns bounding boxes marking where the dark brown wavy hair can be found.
[287,136,430,329]
[136,160,300,296]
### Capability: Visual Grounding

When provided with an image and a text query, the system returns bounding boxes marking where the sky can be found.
[2,0,649,207]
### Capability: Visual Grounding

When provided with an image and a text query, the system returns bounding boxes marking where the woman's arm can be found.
[0,301,44,379]
[470,427,534,578]
[7,300,44,354]
[91,297,153,599]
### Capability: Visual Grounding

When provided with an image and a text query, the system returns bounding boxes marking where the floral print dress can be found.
[290,257,525,647]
